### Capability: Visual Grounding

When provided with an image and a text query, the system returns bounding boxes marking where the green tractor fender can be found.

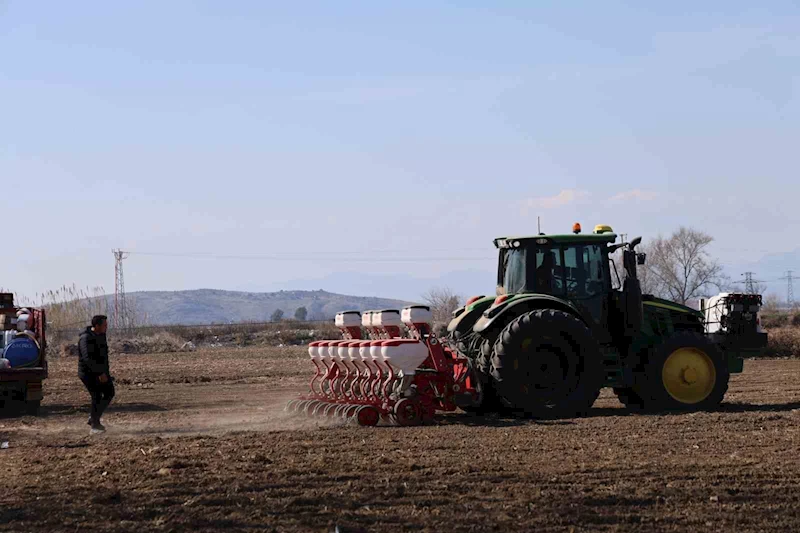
[472,294,587,335]
[447,295,495,335]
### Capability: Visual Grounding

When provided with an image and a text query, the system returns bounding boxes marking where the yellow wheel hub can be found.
[661,348,716,404]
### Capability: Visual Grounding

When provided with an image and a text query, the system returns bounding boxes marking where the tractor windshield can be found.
[563,244,606,300]
[498,242,608,299]
[499,248,527,294]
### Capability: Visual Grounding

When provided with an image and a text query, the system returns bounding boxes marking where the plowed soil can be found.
[2,347,800,532]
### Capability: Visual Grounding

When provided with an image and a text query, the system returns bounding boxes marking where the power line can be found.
[128,251,491,262]
[129,247,490,255]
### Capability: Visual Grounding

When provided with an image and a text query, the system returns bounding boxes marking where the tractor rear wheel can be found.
[490,309,603,418]
[637,331,729,411]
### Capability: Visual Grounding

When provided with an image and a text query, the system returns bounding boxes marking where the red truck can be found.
[0,293,47,415]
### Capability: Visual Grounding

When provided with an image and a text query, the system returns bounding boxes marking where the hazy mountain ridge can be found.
[124,289,415,325]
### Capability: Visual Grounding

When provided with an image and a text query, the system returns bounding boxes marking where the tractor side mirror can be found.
[637,253,646,266]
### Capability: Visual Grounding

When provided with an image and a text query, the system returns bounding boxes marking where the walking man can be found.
[78,315,115,434]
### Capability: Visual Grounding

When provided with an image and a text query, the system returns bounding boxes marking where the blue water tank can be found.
[3,337,40,368]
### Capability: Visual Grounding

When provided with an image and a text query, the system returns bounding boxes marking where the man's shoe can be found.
[90,422,106,435]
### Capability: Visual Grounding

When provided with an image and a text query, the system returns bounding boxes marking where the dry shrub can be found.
[764,327,800,358]
[761,313,788,329]
[49,320,341,356]
[55,332,187,357]
[60,343,80,357]
[761,312,800,330]
[111,332,186,354]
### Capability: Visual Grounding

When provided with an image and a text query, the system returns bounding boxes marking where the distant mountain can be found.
[123,289,414,325]
[239,269,497,302]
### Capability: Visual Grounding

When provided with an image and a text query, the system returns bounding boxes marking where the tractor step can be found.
[601,348,625,388]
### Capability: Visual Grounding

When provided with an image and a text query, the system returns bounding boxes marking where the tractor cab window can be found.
[534,248,563,295]
[563,244,606,299]
[499,248,527,294]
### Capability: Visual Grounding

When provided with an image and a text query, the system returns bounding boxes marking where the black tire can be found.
[490,309,604,418]
[25,400,41,416]
[636,331,729,411]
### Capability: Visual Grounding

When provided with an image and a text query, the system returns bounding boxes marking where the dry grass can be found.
[3,284,111,329]
[760,311,800,329]
[53,321,339,357]
[112,331,187,354]
[763,326,800,358]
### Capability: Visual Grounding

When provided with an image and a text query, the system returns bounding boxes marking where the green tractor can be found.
[448,224,768,417]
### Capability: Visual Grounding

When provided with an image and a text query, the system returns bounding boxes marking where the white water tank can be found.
[704,293,730,334]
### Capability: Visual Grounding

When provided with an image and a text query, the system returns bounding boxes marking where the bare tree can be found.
[762,293,782,313]
[611,245,662,295]
[750,281,768,296]
[422,287,463,327]
[642,227,727,305]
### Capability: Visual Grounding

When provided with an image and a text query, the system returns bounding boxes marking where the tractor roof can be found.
[493,232,618,248]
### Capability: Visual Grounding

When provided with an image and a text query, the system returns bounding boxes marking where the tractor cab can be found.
[493,225,626,333]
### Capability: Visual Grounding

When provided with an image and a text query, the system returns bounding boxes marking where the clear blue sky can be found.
[2,1,798,300]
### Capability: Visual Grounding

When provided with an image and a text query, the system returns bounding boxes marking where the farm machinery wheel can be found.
[490,309,603,418]
[393,398,423,426]
[636,331,729,411]
[342,404,360,419]
[355,405,380,427]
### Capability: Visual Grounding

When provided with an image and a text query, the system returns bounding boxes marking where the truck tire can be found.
[637,331,729,411]
[25,400,41,416]
[490,309,603,418]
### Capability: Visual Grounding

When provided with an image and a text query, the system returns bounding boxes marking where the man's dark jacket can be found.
[78,327,109,377]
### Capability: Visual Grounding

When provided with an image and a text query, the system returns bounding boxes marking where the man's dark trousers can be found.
[79,373,115,424]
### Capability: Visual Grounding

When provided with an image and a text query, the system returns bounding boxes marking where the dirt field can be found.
[2,347,800,533]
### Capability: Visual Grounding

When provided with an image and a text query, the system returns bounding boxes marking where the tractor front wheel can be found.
[637,331,729,411]
[490,309,603,418]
